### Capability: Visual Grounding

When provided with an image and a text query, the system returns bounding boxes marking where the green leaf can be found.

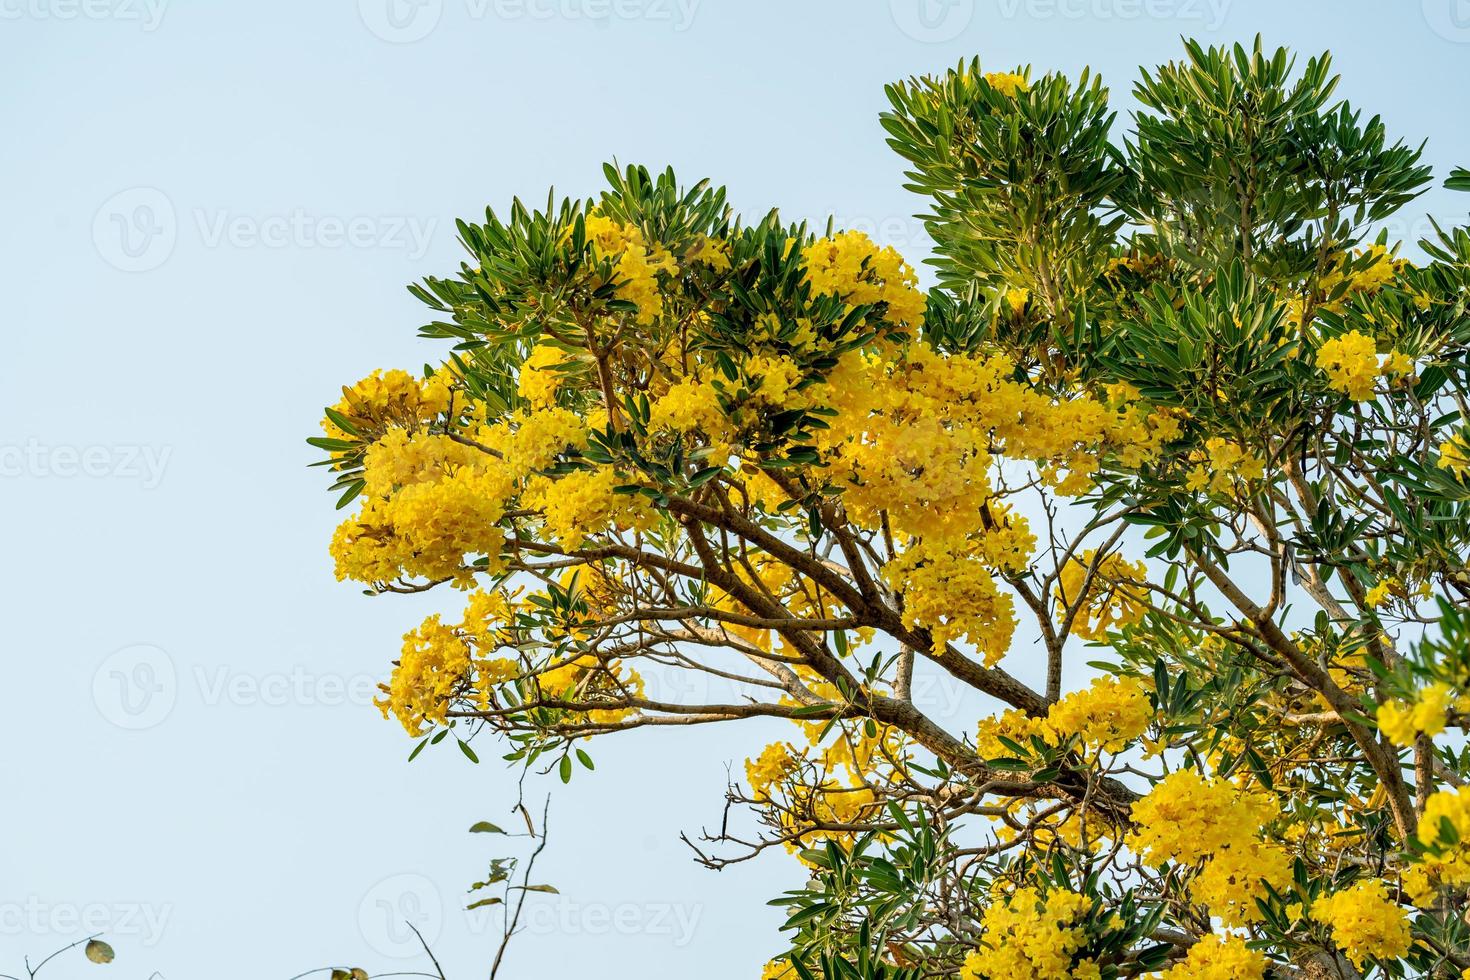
[85,940,115,965]
[469,821,505,834]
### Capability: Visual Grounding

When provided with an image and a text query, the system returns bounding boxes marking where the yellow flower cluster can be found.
[1439,429,1470,479]
[960,886,1096,980]
[361,429,484,499]
[1377,681,1454,748]
[883,538,1017,663]
[1364,577,1399,609]
[744,354,805,405]
[331,466,512,586]
[323,368,453,441]
[1185,437,1265,494]
[1130,770,1290,925]
[1409,786,1470,904]
[523,468,657,551]
[332,404,595,588]
[533,651,643,725]
[1131,769,1277,862]
[648,376,730,440]
[984,71,1029,97]
[1055,550,1149,641]
[1189,839,1292,926]
[518,344,568,409]
[786,343,1176,668]
[1285,244,1407,329]
[1044,676,1153,753]
[1309,879,1411,969]
[375,609,520,735]
[1158,935,1265,980]
[801,230,926,328]
[745,743,797,803]
[691,235,731,271]
[978,676,1152,758]
[1316,330,1381,401]
[585,213,678,325]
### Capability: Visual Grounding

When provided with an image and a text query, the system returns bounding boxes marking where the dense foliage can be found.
[311,38,1470,980]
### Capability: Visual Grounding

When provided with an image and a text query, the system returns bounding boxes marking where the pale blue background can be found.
[4,1,1469,977]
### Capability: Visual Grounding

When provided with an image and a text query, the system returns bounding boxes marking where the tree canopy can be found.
[311,37,1470,980]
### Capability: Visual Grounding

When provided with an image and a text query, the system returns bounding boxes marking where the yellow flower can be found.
[1439,429,1470,479]
[1159,935,1265,980]
[1043,676,1152,753]
[802,230,925,329]
[1316,330,1380,401]
[1310,879,1411,968]
[1190,840,1291,926]
[584,213,678,324]
[884,539,1016,664]
[984,71,1029,97]
[959,886,1090,980]
[1377,682,1453,747]
[1055,550,1149,641]
[323,368,453,440]
[523,467,657,551]
[518,343,569,409]
[1382,350,1414,377]
[692,235,732,271]
[1130,769,1277,865]
[1364,578,1397,609]
[745,743,796,802]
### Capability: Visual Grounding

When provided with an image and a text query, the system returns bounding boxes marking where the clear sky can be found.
[4,1,1469,977]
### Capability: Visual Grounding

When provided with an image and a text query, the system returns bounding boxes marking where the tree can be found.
[310,36,1470,980]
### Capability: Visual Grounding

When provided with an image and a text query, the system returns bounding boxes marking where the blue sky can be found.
[4,1,1469,977]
